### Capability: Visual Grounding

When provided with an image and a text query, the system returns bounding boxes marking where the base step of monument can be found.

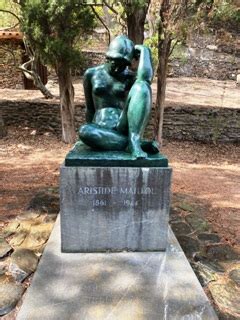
[17,218,218,320]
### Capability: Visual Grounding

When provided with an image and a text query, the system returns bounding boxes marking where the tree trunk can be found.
[155,36,172,146]
[147,0,160,38]
[0,113,7,138]
[126,1,150,44]
[57,66,76,144]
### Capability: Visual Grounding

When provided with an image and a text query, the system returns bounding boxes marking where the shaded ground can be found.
[0,127,239,319]
[165,140,240,249]
[1,127,239,249]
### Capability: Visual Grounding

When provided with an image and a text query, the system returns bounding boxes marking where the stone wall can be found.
[162,105,240,143]
[0,101,85,135]
[1,101,239,143]
[0,42,23,89]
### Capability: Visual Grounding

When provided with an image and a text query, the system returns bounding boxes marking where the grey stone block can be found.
[60,166,172,252]
[17,218,218,320]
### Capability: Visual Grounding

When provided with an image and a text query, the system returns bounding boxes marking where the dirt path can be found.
[163,140,240,249]
[1,77,239,109]
[1,127,239,250]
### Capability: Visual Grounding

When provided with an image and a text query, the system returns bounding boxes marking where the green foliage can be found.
[211,0,240,24]
[144,35,188,70]
[110,0,148,19]
[121,0,148,10]
[93,5,105,27]
[189,0,240,31]
[170,42,188,64]
[144,34,158,69]
[20,0,95,69]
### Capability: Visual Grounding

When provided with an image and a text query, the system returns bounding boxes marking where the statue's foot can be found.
[132,149,148,159]
[129,134,148,159]
[129,142,148,159]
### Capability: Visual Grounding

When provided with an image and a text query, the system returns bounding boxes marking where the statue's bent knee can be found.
[79,124,92,139]
[79,124,97,146]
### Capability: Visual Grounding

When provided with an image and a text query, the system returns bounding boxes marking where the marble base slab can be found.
[17,218,218,320]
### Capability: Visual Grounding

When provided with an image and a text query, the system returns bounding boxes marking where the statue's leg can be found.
[79,124,128,151]
[127,81,151,158]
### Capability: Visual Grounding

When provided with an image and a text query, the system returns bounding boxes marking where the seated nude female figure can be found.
[79,35,156,159]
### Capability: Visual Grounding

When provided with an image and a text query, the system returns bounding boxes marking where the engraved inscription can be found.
[120,187,155,195]
[79,187,117,195]
[78,186,155,195]
[78,185,156,210]
[123,200,139,207]
[93,199,107,207]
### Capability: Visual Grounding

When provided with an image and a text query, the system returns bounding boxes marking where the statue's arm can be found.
[83,68,95,123]
[134,45,153,83]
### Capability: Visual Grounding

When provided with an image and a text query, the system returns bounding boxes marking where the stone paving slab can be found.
[17,217,218,320]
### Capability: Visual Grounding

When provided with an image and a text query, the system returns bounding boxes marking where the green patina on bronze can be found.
[65,142,168,167]
[65,35,168,166]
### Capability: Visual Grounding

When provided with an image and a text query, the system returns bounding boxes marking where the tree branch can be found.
[20,39,55,99]
[19,61,55,99]
[169,39,179,57]
[23,37,34,58]
[0,22,19,31]
[102,0,119,16]
[0,9,20,22]
[102,0,126,30]
[90,5,111,45]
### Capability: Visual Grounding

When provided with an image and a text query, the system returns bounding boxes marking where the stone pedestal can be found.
[17,147,218,319]
[60,166,172,252]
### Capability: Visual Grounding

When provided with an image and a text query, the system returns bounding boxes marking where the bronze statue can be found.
[79,35,158,159]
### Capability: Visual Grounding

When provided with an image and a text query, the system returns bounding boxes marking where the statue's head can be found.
[106,35,135,75]
[106,35,135,64]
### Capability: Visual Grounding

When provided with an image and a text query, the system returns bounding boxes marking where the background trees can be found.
[121,0,151,44]
[154,0,239,144]
[1,0,238,144]
[19,0,95,143]
[101,0,150,44]
[155,0,190,145]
